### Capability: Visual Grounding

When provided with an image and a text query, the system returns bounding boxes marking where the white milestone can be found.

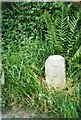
[45,55,66,88]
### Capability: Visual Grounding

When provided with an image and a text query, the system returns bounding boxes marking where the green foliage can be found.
[1,2,81,118]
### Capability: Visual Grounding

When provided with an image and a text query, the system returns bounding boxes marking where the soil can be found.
[1,107,49,118]
[1,106,36,118]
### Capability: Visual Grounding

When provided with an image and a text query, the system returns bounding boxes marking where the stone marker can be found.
[45,55,66,88]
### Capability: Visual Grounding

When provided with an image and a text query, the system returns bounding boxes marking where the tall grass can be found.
[1,2,81,118]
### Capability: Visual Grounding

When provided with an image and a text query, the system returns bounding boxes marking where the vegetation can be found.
[1,2,81,118]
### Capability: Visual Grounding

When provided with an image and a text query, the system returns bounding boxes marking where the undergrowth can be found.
[1,2,81,118]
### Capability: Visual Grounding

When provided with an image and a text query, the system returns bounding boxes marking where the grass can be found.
[1,2,81,118]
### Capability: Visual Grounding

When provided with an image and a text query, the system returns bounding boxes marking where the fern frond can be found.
[71,46,81,61]
[44,11,56,42]
[44,11,64,53]
[66,10,80,57]
[69,13,79,33]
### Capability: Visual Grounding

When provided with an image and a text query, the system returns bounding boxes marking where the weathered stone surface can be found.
[45,55,66,88]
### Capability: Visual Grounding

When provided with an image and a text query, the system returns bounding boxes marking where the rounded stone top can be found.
[47,55,64,60]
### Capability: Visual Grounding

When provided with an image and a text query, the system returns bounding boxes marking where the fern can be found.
[67,12,80,58]
[71,46,81,61]
[44,11,56,43]
[44,11,63,54]
[44,3,81,79]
